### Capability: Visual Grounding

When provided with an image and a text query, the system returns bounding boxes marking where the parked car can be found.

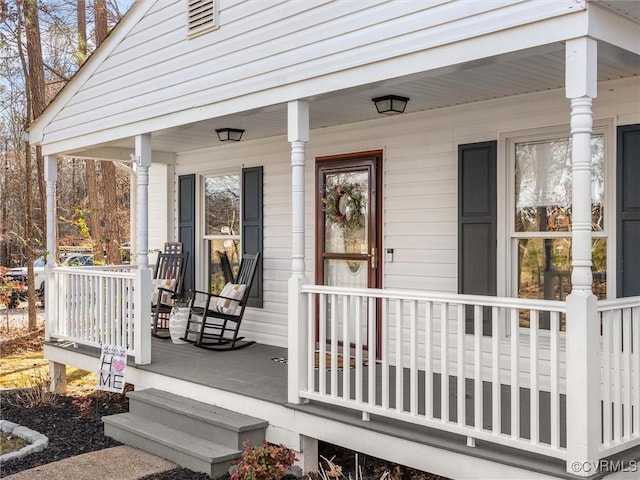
[61,253,94,267]
[3,256,46,308]
[4,256,46,291]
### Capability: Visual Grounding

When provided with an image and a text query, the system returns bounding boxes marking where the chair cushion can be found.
[152,278,177,305]
[213,283,246,315]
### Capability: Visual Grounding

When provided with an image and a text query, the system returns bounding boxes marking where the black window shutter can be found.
[178,174,196,293]
[617,124,640,297]
[458,141,497,335]
[242,166,263,308]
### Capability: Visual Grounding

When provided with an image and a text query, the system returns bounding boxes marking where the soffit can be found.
[80,41,636,157]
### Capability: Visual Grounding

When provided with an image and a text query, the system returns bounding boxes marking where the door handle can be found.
[368,247,377,269]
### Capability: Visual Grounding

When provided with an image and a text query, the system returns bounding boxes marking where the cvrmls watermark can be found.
[570,460,638,473]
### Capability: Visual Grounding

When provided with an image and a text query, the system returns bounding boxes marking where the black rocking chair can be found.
[183,252,260,350]
[217,250,235,284]
[151,251,189,338]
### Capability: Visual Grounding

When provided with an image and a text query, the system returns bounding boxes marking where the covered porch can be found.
[32,2,640,477]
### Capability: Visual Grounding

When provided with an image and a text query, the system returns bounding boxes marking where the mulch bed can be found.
[0,389,127,476]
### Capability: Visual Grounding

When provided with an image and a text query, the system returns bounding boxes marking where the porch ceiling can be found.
[76,40,639,159]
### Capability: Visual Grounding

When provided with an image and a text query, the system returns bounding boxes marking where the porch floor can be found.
[46,337,289,404]
[45,338,640,479]
[139,338,289,404]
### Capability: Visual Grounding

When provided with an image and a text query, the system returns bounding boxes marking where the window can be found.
[512,133,607,327]
[204,174,240,293]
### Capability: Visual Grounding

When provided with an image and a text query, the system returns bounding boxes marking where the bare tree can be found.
[95,0,122,264]
[18,0,45,330]
[0,0,133,275]
[78,0,104,263]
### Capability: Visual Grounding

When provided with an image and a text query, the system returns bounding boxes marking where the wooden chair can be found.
[217,250,235,284]
[183,252,259,350]
[151,252,189,338]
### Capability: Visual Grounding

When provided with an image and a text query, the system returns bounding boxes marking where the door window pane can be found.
[323,171,369,254]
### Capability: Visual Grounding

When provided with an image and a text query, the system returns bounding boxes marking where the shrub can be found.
[231,440,298,480]
[10,365,60,407]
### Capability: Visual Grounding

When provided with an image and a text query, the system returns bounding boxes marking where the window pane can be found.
[204,175,240,236]
[514,135,604,232]
[517,238,606,302]
[209,239,240,294]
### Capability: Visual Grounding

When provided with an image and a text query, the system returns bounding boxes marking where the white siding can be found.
[165,77,639,348]
[42,0,584,151]
[147,162,172,265]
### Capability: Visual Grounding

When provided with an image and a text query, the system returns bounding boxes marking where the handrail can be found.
[597,296,640,310]
[300,284,567,312]
[52,266,137,278]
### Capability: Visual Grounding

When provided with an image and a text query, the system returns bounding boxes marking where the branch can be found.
[43,62,70,82]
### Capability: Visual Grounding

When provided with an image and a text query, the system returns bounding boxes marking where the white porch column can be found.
[44,155,57,343]
[288,100,310,405]
[45,155,66,394]
[565,37,600,476]
[133,134,152,365]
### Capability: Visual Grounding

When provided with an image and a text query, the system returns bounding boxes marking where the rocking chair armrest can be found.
[156,286,177,296]
[189,290,239,302]
[190,290,239,302]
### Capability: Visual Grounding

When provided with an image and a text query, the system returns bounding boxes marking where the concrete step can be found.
[103,412,240,478]
[127,388,267,450]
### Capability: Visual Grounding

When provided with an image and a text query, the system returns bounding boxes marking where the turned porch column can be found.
[44,155,57,342]
[286,99,318,473]
[564,37,600,476]
[287,100,310,405]
[133,134,152,365]
[45,154,67,393]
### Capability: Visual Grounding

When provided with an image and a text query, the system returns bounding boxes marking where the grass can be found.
[0,325,96,396]
[0,432,28,455]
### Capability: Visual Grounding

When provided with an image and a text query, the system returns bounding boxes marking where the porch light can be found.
[215,128,244,142]
[372,95,409,115]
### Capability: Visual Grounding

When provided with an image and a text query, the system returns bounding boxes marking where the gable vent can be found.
[188,0,217,36]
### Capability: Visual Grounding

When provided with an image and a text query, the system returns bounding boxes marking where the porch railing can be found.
[299,285,567,459]
[47,265,140,358]
[598,297,640,458]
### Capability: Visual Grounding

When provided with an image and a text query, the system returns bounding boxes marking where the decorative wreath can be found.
[322,182,365,231]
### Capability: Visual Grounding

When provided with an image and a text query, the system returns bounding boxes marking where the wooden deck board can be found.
[139,339,288,404]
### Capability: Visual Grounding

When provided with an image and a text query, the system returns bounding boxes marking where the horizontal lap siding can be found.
[44,0,581,144]
[147,163,171,252]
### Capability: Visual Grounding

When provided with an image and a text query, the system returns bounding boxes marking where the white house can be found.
[27,1,639,478]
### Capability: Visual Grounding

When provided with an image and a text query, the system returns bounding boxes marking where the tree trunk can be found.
[21,0,45,330]
[77,1,104,263]
[24,0,46,249]
[95,0,122,264]
[94,0,108,44]
[24,140,37,331]
[77,0,87,63]
[85,159,105,262]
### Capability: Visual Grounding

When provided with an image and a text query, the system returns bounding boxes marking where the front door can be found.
[316,151,382,351]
